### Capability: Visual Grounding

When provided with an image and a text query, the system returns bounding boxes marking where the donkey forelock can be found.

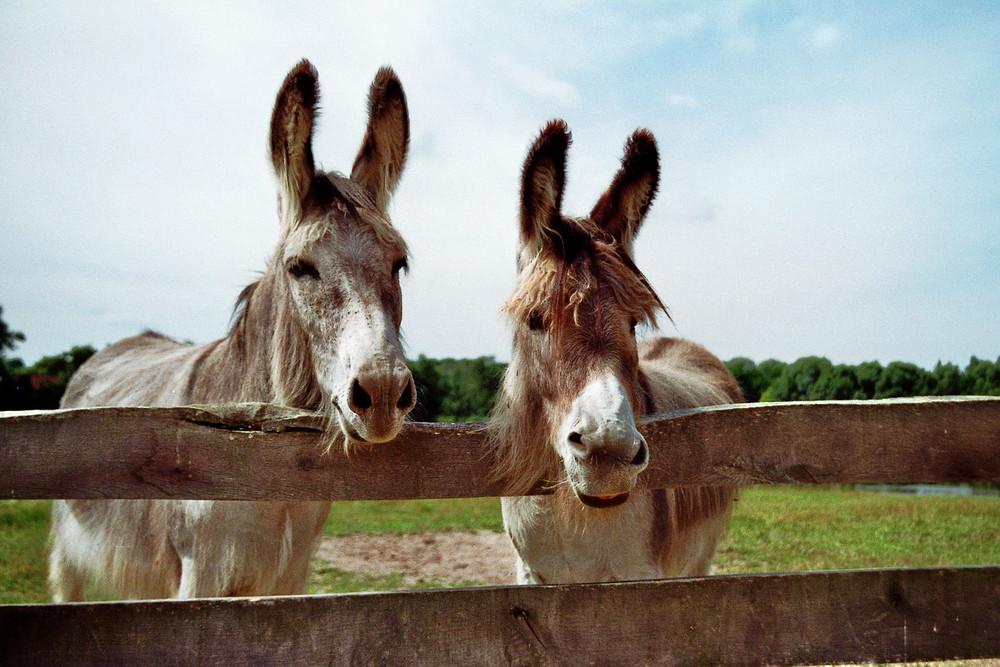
[505,218,665,343]
[286,172,408,263]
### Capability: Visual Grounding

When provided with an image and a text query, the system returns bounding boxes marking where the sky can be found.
[1,1,998,370]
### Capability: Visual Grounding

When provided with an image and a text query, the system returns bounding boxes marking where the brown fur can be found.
[494,121,742,583]
[493,220,666,496]
[351,67,410,212]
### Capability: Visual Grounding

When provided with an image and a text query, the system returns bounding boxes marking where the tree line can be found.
[727,356,1000,403]
[409,354,1000,421]
[2,306,998,415]
[0,307,97,410]
[409,354,505,422]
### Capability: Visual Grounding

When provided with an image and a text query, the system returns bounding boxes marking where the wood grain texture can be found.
[0,403,499,500]
[2,397,999,500]
[639,396,1000,486]
[2,567,998,666]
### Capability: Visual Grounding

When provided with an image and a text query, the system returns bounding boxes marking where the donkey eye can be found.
[287,259,320,280]
[527,311,546,332]
[629,317,639,334]
[391,258,408,276]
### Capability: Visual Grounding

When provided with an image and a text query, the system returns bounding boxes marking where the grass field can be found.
[323,496,504,536]
[716,486,1000,574]
[3,487,998,604]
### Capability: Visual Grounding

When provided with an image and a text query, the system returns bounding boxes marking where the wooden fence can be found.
[1,396,999,665]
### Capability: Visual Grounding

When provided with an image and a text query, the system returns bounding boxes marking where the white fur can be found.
[558,373,648,498]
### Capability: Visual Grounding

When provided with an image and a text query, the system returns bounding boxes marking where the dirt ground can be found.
[314,530,517,586]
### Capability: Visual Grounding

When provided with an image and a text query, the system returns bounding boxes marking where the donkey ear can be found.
[351,67,409,213]
[520,120,571,250]
[269,60,319,225]
[590,129,659,251]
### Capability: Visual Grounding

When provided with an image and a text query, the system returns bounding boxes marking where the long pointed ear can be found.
[351,67,409,213]
[270,59,319,227]
[590,129,659,252]
[520,120,571,251]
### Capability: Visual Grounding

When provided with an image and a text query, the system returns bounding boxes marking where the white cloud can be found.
[810,24,841,50]
[516,71,581,107]
[789,16,842,51]
[667,94,699,108]
[658,193,716,224]
[1,2,997,371]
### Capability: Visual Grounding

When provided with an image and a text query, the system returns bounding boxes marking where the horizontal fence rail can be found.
[2,397,999,665]
[2,397,999,500]
[2,567,999,666]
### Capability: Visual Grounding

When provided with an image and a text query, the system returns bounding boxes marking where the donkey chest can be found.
[502,495,660,584]
[171,501,331,569]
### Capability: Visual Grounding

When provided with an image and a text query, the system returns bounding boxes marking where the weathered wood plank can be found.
[2,397,999,500]
[640,396,1000,486]
[0,403,501,501]
[2,567,998,666]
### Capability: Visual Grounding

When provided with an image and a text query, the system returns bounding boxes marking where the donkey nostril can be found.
[631,441,648,467]
[397,378,415,410]
[568,431,583,446]
[351,379,372,411]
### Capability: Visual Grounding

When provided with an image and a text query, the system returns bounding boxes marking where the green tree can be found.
[852,361,884,399]
[756,359,787,399]
[760,357,832,402]
[965,356,1000,396]
[29,345,96,381]
[0,306,27,408]
[932,361,965,396]
[0,305,25,355]
[440,357,505,420]
[714,354,1000,402]
[727,357,760,402]
[0,337,96,410]
[725,358,787,402]
[809,364,859,400]
[409,354,445,422]
[874,361,933,398]
[407,356,507,422]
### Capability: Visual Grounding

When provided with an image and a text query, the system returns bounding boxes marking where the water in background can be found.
[857,484,1000,498]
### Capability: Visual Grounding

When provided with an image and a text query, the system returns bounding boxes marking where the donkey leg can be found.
[513,553,546,585]
[48,548,86,602]
[175,556,217,599]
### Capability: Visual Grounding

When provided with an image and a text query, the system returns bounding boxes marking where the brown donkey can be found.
[493,120,742,584]
[49,60,415,600]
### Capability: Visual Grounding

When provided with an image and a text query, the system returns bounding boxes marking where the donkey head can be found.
[269,60,415,445]
[504,120,664,507]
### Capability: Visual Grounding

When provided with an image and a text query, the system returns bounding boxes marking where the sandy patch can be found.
[314,530,517,586]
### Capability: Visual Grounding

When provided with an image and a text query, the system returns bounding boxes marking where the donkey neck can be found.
[213,271,323,409]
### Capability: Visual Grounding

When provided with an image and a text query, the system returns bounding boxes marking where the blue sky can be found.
[2,1,997,369]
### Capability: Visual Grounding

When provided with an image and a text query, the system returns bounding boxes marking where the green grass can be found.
[0,500,51,604]
[322,497,504,536]
[715,486,1000,574]
[3,488,998,604]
